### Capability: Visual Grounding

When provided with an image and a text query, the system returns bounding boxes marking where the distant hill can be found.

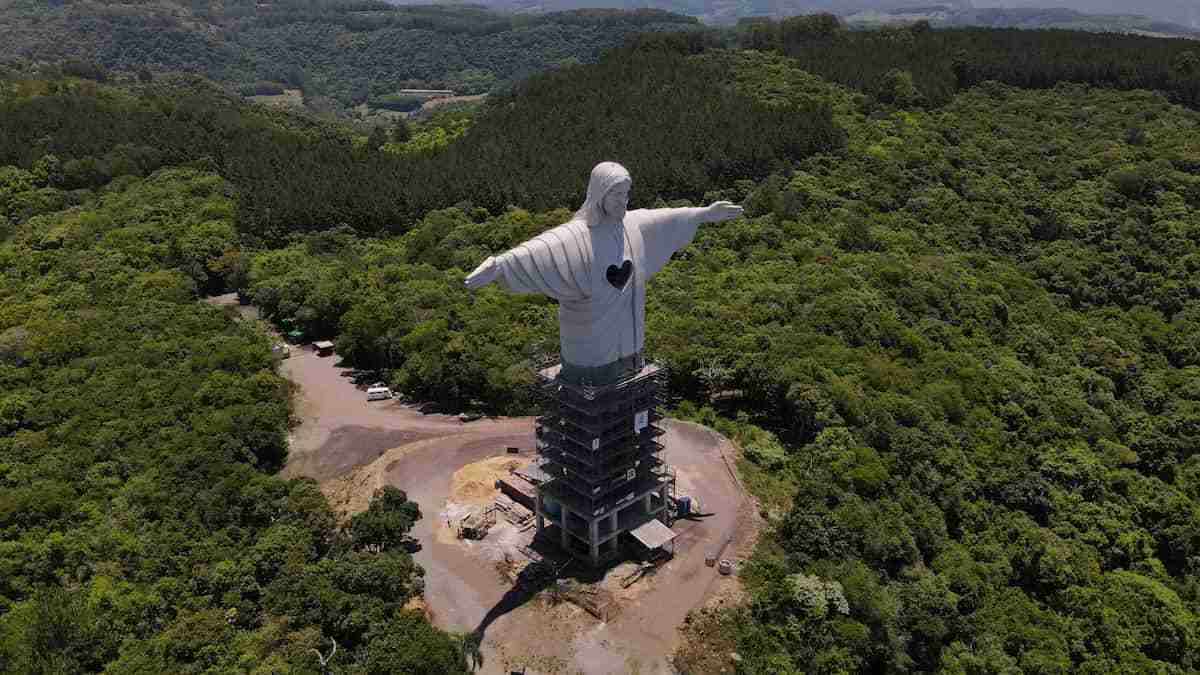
[399,0,1198,34]
[982,0,1198,30]
[846,6,1200,38]
[382,0,976,24]
[0,1,698,111]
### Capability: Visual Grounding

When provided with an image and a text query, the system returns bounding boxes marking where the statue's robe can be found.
[494,207,705,381]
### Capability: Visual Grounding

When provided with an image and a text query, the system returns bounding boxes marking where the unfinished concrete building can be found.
[533,362,674,567]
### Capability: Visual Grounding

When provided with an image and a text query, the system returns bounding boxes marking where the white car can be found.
[366,386,392,401]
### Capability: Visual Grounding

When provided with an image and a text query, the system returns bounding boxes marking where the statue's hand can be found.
[704,201,744,223]
[465,256,501,290]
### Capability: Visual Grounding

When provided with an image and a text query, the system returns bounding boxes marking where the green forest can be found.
[3,13,1200,674]
[0,166,467,671]
[0,0,698,109]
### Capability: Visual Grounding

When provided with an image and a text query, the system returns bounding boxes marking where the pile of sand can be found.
[449,455,532,505]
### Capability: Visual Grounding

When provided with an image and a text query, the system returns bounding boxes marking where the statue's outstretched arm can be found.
[638,201,744,229]
[702,201,744,223]
[636,201,743,278]
[464,236,587,301]
[465,256,501,289]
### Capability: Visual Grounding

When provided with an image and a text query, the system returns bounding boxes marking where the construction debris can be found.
[496,473,537,511]
[494,494,534,530]
[620,562,658,589]
[459,506,497,540]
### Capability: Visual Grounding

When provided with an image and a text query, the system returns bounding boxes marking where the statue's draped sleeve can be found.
[633,207,706,277]
[494,223,590,302]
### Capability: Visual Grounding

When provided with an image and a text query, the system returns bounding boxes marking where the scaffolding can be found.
[531,361,675,566]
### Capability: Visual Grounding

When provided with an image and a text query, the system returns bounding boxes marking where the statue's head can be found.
[575,161,631,227]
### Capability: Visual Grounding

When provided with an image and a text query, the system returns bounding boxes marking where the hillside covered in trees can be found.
[733,14,1200,109]
[2,16,1200,674]
[0,0,697,110]
[0,164,467,671]
[0,41,844,239]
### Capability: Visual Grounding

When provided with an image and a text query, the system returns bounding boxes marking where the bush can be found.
[60,59,106,82]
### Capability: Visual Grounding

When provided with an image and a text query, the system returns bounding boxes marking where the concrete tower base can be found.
[533,362,673,567]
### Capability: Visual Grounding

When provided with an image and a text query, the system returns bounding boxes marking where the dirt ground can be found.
[334,419,749,675]
[217,291,757,674]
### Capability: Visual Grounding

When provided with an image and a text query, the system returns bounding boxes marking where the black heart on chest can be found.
[606,260,633,289]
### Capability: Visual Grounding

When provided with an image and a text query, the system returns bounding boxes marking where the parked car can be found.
[366,386,392,401]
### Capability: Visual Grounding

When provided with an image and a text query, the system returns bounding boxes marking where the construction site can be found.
[269,334,755,674]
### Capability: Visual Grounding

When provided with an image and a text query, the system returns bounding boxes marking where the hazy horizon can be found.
[975,0,1197,28]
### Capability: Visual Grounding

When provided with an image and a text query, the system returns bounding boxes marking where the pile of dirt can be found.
[449,455,531,505]
[402,595,432,622]
[320,469,380,520]
[318,436,451,519]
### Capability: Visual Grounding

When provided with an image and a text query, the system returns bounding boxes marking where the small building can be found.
[398,89,455,98]
[629,518,678,560]
[314,340,335,357]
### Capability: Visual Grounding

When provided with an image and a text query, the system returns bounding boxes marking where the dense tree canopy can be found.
[0,45,843,240]
[0,167,464,673]
[3,20,1200,673]
[734,14,1200,110]
[240,51,1200,672]
[0,0,698,107]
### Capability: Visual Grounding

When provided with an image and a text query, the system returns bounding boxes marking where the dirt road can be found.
[277,346,470,481]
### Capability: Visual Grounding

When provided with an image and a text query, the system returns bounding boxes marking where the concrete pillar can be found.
[589,518,600,566]
[560,508,570,550]
[643,492,652,514]
[610,511,618,534]
[535,492,544,533]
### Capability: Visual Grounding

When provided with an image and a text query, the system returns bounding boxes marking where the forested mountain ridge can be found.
[3,20,1197,239]
[732,15,1200,109]
[402,0,1198,31]
[0,42,844,239]
[846,7,1200,39]
[0,0,697,109]
[986,0,1197,30]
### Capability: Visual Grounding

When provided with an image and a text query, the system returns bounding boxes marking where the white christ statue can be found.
[464,161,743,385]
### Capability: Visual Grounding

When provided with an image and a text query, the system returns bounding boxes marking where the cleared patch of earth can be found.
[210,293,760,674]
